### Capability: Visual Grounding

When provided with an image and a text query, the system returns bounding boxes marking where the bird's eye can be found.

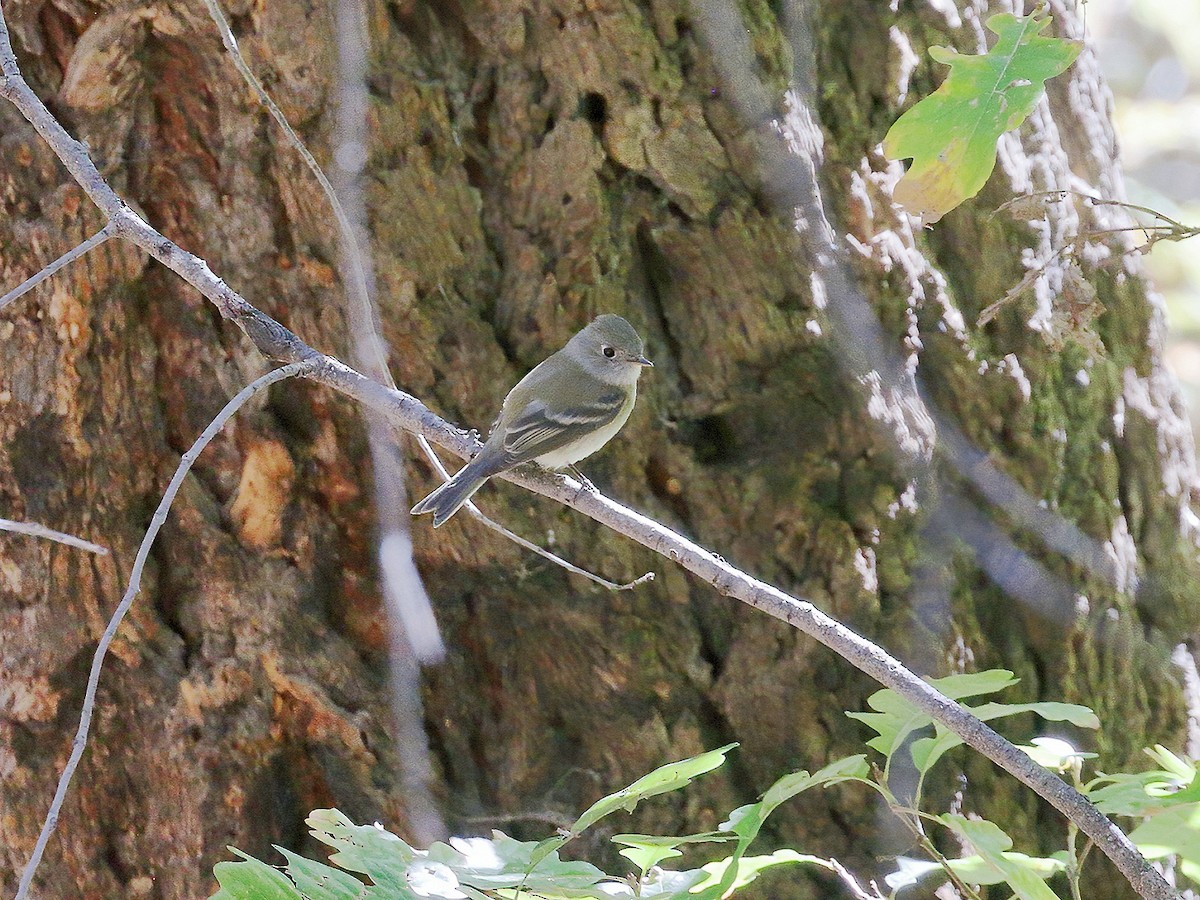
[602,346,616,358]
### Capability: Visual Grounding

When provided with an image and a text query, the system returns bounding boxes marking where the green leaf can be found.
[690,756,868,899]
[1019,737,1097,773]
[612,833,734,877]
[849,671,1097,776]
[947,851,1067,886]
[1129,803,1200,878]
[1146,744,1200,782]
[720,756,870,843]
[886,851,1065,892]
[1088,753,1200,816]
[883,7,1081,223]
[305,810,415,895]
[1087,770,1179,816]
[884,856,945,890]
[525,836,570,873]
[211,752,864,900]
[763,755,872,806]
[969,701,1099,729]
[848,670,1019,760]
[618,867,708,897]
[693,850,827,893]
[569,744,737,836]
[277,847,369,899]
[527,745,734,881]
[940,816,1060,900]
[424,832,605,895]
[210,849,304,900]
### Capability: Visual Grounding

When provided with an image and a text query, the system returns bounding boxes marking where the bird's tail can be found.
[410,463,491,527]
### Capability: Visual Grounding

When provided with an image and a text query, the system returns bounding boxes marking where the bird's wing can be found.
[501,390,627,463]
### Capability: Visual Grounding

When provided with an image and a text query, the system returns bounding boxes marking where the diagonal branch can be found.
[0,10,1170,899]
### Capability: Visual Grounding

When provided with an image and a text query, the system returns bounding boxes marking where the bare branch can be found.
[983,190,1200,325]
[997,190,1200,244]
[0,223,115,313]
[0,10,1170,898]
[13,360,316,900]
[0,518,108,555]
[977,240,1077,326]
[458,500,656,592]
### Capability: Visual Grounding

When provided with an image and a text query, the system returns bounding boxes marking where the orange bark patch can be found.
[230,438,295,550]
[297,256,336,288]
[49,285,91,346]
[0,673,61,723]
[262,654,372,757]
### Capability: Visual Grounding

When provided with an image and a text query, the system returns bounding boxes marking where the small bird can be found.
[411,314,653,527]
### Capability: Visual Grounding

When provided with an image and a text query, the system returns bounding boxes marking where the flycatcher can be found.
[411,314,652,526]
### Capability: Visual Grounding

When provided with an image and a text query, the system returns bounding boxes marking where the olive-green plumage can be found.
[411,315,652,526]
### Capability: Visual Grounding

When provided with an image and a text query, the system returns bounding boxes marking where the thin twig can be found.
[417,437,654,591]
[982,189,1200,324]
[13,360,316,900]
[899,810,983,900]
[977,241,1077,326]
[0,222,114,313]
[0,518,108,555]
[0,12,1172,898]
[997,190,1200,242]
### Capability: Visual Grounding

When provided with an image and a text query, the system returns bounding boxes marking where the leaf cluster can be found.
[212,671,1200,899]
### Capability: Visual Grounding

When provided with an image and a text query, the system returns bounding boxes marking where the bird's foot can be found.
[566,465,598,494]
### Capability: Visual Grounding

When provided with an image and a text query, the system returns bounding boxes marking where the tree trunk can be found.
[1,0,1195,897]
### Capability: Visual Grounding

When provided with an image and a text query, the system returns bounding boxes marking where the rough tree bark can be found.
[0,0,1195,897]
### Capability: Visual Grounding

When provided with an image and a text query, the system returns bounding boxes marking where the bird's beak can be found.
[635,355,654,367]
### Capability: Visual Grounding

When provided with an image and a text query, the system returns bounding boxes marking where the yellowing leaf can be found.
[884,9,1081,224]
